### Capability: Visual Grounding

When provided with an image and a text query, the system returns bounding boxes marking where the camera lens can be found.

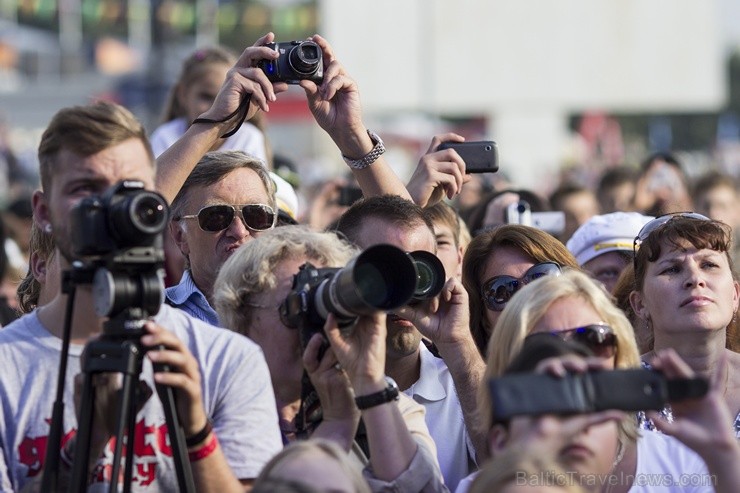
[354,262,391,307]
[409,251,445,300]
[108,190,169,246]
[289,41,321,75]
[131,194,168,233]
[316,244,417,322]
[128,193,169,234]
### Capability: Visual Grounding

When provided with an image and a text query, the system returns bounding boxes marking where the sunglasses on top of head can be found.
[632,212,710,268]
[482,261,562,312]
[177,204,277,233]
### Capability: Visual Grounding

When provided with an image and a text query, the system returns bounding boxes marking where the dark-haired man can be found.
[336,195,484,490]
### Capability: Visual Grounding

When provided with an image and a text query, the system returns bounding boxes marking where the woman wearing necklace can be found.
[629,213,740,436]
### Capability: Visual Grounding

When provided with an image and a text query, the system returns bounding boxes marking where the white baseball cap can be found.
[566,212,654,266]
[270,171,299,220]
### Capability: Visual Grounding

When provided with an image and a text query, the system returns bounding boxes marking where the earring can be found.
[43,223,52,234]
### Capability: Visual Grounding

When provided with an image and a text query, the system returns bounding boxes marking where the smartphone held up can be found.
[438,140,499,174]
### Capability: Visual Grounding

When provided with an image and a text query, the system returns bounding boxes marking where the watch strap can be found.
[354,377,399,410]
[342,130,386,170]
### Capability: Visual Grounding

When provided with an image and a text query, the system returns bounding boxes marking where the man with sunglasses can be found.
[335,195,485,490]
[167,150,278,326]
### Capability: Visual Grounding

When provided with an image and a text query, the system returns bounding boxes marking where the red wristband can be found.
[188,433,218,462]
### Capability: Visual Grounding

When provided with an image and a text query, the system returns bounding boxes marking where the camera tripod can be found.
[41,262,195,493]
[69,311,195,493]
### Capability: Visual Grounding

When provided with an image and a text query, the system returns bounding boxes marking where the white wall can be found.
[319,0,725,188]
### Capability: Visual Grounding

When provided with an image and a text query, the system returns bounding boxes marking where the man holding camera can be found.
[0,34,292,492]
[212,225,447,492]
[158,33,411,328]
[335,195,485,490]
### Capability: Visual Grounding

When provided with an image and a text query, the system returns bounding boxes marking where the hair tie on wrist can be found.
[185,419,213,448]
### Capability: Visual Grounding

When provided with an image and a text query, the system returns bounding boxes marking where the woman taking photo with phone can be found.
[629,213,740,435]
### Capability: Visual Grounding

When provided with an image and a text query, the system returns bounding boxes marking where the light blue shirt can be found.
[165,269,220,327]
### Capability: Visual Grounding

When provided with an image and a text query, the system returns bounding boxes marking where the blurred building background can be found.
[2,0,740,198]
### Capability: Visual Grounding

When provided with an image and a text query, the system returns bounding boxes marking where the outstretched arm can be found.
[300,35,411,200]
[155,33,289,204]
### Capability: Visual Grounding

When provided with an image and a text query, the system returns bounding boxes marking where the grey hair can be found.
[170,150,275,219]
[213,225,358,335]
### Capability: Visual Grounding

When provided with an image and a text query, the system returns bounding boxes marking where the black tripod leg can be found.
[155,378,195,493]
[70,372,96,493]
[122,377,139,493]
[108,371,135,493]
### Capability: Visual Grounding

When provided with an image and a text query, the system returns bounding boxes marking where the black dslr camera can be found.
[280,244,447,349]
[69,180,170,320]
[280,244,416,347]
[70,180,169,258]
[259,40,324,84]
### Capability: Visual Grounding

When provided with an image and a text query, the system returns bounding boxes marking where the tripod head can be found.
[67,179,169,336]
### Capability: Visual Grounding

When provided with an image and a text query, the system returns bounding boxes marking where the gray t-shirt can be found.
[0,305,282,491]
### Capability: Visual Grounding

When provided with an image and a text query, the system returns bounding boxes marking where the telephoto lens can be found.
[408,250,446,301]
[316,244,417,320]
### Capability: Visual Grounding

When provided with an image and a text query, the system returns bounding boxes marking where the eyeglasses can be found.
[177,204,277,232]
[548,324,617,359]
[482,261,562,311]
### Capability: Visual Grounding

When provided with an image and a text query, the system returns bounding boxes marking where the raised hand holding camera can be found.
[258,40,324,84]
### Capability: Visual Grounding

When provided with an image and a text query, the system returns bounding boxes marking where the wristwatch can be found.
[354,376,400,410]
[342,130,386,170]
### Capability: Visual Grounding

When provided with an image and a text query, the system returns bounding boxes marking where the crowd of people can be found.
[0,31,739,492]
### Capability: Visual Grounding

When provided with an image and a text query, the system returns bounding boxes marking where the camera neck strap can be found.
[191,93,252,139]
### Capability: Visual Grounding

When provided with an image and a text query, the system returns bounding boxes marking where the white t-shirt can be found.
[150,117,267,162]
[627,431,713,493]
[0,305,282,491]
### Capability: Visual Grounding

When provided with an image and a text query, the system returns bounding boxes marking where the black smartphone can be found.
[437,140,499,173]
[488,369,708,422]
[337,186,363,206]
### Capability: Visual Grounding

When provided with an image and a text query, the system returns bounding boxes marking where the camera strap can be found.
[295,370,323,440]
[295,369,373,459]
[191,93,253,139]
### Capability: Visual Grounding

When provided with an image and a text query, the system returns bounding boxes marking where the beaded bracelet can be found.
[188,434,218,462]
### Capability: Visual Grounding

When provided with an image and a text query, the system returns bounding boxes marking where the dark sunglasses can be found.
[177,204,277,233]
[548,324,617,359]
[482,261,562,312]
[632,212,710,268]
